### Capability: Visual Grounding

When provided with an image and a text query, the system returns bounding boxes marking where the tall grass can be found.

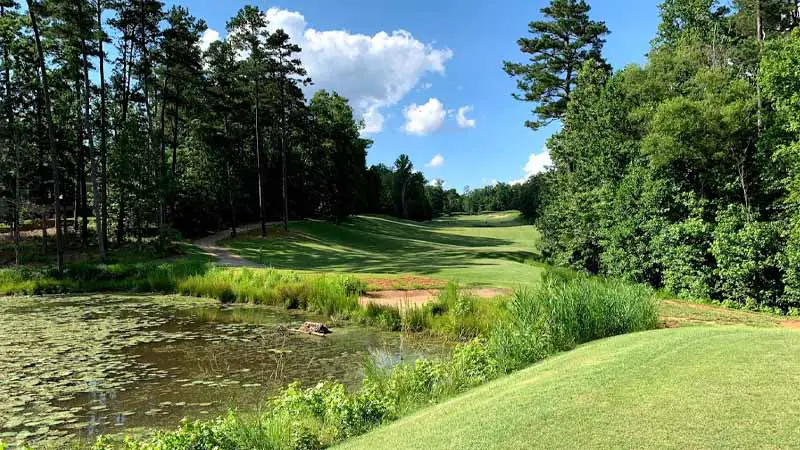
[178,268,362,316]
[0,262,367,320]
[490,276,659,371]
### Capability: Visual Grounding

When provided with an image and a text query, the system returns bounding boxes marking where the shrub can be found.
[711,205,784,307]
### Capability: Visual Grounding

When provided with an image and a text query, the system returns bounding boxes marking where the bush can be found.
[654,216,714,300]
[711,205,784,307]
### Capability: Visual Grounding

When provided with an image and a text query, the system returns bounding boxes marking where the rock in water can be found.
[297,322,331,336]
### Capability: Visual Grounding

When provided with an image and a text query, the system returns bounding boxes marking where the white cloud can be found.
[200,28,220,52]
[426,153,445,168]
[456,106,476,129]
[265,8,453,134]
[511,149,552,185]
[404,98,446,136]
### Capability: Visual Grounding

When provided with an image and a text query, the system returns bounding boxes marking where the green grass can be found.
[338,327,800,450]
[658,299,790,328]
[221,213,544,287]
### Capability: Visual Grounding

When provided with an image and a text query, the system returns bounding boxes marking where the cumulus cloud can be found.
[511,149,552,185]
[426,153,445,168]
[456,106,476,129]
[404,98,446,136]
[264,8,453,134]
[200,28,221,52]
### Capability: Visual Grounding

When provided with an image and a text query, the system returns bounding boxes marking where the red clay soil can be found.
[784,321,800,330]
[364,276,447,290]
[359,288,511,308]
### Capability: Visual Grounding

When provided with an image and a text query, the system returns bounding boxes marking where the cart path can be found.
[193,223,267,267]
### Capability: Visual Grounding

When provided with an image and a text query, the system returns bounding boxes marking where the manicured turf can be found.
[337,327,800,450]
[222,212,544,287]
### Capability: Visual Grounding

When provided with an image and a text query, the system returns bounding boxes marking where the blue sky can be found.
[170,0,663,192]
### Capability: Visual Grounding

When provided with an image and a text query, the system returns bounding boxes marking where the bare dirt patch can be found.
[359,288,511,309]
[783,320,800,330]
[363,276,448,291]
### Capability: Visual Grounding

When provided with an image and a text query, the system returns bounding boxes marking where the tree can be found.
[267,29,310,232]
[227,6,271,237]
[307,90,369,222]
[504,0,609,130]
[26,0,66,272]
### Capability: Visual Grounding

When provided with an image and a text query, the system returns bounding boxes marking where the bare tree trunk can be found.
[2,4,20,265]
[756,0,764,135]
[74,75,88,247]
[159,73,169,228]
[225,117,237,238]
[27,0,65,272]
[97,0,109,259]
[278,55,289,232]
[78,2,104,258]
[170,86,180,219]
[137,0,162,247]
[116,25,133,246]
[255,77,267,237]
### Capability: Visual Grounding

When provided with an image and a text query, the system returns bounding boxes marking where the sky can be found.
[167,0,664,192]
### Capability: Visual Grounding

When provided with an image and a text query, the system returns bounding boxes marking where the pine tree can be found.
[266,29,310,232]
[504,0,609,130]
[227,6,271,237]
[26,0,65,272]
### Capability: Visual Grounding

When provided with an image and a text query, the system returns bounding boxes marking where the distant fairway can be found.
[337,327,800,450]
[222,212,544,287]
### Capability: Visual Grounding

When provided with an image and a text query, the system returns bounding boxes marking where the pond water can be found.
[0,295,447,446]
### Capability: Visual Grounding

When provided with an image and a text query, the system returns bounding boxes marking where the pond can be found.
[0,295,447,446]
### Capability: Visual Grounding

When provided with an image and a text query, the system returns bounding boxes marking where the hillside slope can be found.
[222,213,543,286]
[338,327,800,450]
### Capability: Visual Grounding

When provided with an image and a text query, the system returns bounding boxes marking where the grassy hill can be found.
[338,327,800,450]
[222,212,544,287]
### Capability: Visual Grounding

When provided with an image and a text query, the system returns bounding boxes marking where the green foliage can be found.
[710,205,784,305]
[490,276,658,372]
[652,195,714,299]
[504,0,610,130]
[532,1,798,309]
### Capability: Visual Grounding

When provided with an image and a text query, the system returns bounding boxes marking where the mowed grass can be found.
[222,212,544,287]
[338,327,800,450]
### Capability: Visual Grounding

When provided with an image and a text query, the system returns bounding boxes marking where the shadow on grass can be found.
[222,215,544,277]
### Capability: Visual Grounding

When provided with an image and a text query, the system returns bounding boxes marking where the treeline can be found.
[0,1,371,269]
[507,0,800,310]
[363,155,541,221]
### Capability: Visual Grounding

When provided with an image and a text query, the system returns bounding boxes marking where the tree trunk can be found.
[225,116,237,238]
[74,74,88,247]
[78,5,104,258]
[136,0,163,247]
[116,26,132,246]
[2,4,20,266]
[97,0,109,259]
[756,0,764,135]
[255,77,267,237]
[279,55,289,232]
[170,86,180,219]
[27,0,65,272]
[159,73,169,228]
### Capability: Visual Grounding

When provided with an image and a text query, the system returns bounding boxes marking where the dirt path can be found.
[193,223,266,267]
[359,288,511,309]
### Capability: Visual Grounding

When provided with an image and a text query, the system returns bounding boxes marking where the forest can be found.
[513,0,800,311]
